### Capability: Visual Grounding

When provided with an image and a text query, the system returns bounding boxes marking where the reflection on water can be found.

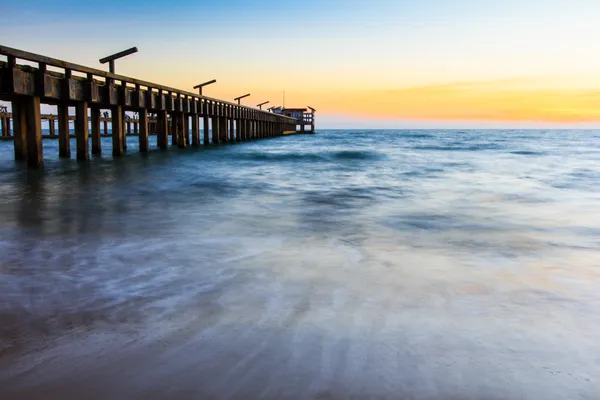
[1,130,600,399]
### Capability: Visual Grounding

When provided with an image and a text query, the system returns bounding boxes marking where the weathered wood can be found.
[139,109,148,152]
[103,119,109,135]
[11,99,27,160]
[1,116,8,137]
[75,102,89,161]
[24,96,43,167]
[236,119,241,141]
[170,113,177,146]
[191,115,199,146]
[121,111,127,153]
[48,117,55,136]
[91,107,101,155]
[157,110,168,150]
[57,104,70,158]
[177,112,186,148]
[203,116,209,145]
[212,116,219,144]
[111,106,124,156]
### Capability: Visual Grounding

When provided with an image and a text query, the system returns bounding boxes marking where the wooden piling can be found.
[139,109,148,152]
[203,116,209,145]
[25,96,43,167]
[1,116,7,137]
[121,111,127,153]
[91,107,101,155]
[48,117,55,136]
[57,104,70,158]
[11,99,27,161]
[103,119,109,135]
[212,116,219,144]
[75,102,89,161]
[191,115,200,146]
[112,106,124,156]
[177,113,186,148]
[157,110,168,150]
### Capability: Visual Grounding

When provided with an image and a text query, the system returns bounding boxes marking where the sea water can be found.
[0,130,599,399]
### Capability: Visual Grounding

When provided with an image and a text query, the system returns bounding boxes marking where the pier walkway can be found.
[0,45,311,168]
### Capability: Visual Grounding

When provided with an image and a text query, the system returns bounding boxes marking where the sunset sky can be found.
[2,0,600,128]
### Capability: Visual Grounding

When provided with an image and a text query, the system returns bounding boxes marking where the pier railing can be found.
[0,45,302,168]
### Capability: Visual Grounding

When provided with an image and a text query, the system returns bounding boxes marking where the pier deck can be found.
[0,45,309,168]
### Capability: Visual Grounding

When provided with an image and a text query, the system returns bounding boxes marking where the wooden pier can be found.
[0,45,311,168]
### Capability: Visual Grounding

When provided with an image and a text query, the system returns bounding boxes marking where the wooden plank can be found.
[24,96,43,167]
[91,107,101,155]
[57,104,70,158]
[75,102,89,160]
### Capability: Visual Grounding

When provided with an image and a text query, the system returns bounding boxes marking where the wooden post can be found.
[75,102,89,161]
[58,104,70,158]
[25,97,43,168]
[177,112,186,148]
[229,119,234,142]
[91,107,101,155]
[191,115,200,146]
[212,116,219,144]
[170,113,178,146]
[221,117,227,142]
[1,116,7,137]
[157,110,168,150]
[139,109,148,152]
[236,119,242,141]
[6,116,11,137]
[11,99,27,161]
[203,116,210,145]
[127,120,131,135]
[48,117,55,136]
[134,120,138,135]
[103,119,109,135]
[122,111,127,153]
[112,106,124,156]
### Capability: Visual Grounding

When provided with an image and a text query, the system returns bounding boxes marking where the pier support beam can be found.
[91,107,101,155]
[122,111,127,153]
[112,106,124,157]
[25,96,43,168]
[236,119,241,141]
[203,116,210,145]
[212,116,219,144]
[157,110,168,150]
[177,112,186,148]
[1,116,7,137]
[11,99,27,161]
[58,104,70,158]
[75,102,89,161]
[219,117,227,142]
[139,109,149,152]
[191,115,200,146]
[48,118,55,136]
[171,113,177,146]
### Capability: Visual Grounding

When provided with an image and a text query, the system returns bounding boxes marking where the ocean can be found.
[0,129,599,399]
